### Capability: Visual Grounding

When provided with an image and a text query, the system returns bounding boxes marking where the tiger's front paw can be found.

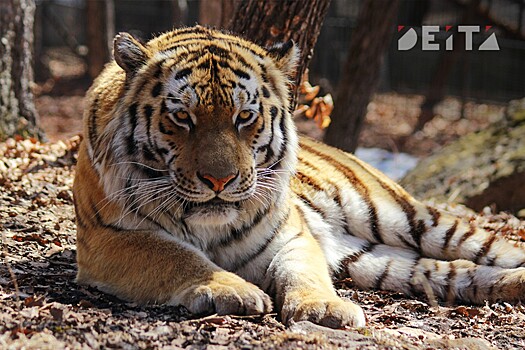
[178,271,272,316]
[282,292,366,328]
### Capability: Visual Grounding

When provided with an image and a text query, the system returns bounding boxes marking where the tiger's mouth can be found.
[182,197,242,226]
[184,197,241,215]
[184,198,241,211]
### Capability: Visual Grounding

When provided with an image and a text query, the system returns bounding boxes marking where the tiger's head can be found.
[95,27,299,228]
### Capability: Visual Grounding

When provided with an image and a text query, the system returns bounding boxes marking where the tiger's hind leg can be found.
[339,241,525,304]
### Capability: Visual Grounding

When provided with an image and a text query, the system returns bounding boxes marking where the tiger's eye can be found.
[238,111,252,120]
[176,111,189,120]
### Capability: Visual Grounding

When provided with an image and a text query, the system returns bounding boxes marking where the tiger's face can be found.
[159,66,263,224]
[107,28,299,227]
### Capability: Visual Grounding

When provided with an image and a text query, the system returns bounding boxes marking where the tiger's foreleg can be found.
[74,144,271,316]
[76,226,272,315]
[264,207,366,328]
[341,241,525,304]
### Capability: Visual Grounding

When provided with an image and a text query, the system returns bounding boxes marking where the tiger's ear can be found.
[113,32,150,74]
[266,40,300,78]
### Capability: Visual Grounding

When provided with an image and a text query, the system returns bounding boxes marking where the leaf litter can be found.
[1,136,524,349]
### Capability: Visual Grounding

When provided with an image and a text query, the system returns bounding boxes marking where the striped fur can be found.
[74,27,525,329]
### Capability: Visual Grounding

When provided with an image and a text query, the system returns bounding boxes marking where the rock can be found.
[400,98,525,214]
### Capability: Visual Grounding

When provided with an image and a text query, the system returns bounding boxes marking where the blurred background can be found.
[28,0,525,167]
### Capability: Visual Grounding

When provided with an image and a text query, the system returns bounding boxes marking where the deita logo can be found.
[398,25,500,51]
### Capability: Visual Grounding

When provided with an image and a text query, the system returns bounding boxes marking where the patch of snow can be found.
[355,147,419,181]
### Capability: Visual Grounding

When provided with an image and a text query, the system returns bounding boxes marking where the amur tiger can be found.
[73,26,525,328]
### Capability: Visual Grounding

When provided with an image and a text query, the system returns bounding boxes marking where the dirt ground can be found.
[1,136,525,349]
[1,53,523,348]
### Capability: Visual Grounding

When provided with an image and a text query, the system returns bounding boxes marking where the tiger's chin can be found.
[183,199,241,227]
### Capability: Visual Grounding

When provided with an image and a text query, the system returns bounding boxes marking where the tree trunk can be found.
[228,0,331,104]
[199,0,235,28]
[85,0,115,79]
[324,0,400,153]
[0,0,44,141]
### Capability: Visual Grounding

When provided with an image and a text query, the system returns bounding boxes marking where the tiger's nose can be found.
[197,172,238,193]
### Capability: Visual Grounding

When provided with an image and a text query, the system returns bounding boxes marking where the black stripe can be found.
[297,193,327,220]
[260,68,279,98]
[485,256,496,266]
[297,157,353,236]
[468,269,478,301]
[301,142,383,244]
[218,205,272,247]
[269,106,278,119]
[258,109,276,164]
[88,97,100,151]
[132,200,173,234]
[157,147,169,155]
[161,35,265,67]
[406,257,422,297]
[262,86,270,98]
[73,196,90,229]
[119,175,173,233]
[256,103,265,134]
[487,275,504,299]
[342,243,374,265]
[458,222,477,245]
[75,211,88,229]
[126,103,138,154]
[443,220,458,250]
[264,108,288,167]
[445,263,457,303]
[141,146,156,161]
[361,169,421,247]
[427,206,441,227]
[233,211,289,271]
[228,50,254,71]
[412,219,426,248]
[161,36,211,52]
[174,68,192,80]
[375,261,391,290]
[159,120,174,135]
[233,68,250,80]
[162,33,214,49]
[153,64,163,78]
[151,82,163,97]
[166,93,182,104]
[295,171,325,193]
[473,234,497,264]
[89,197,121,231]
[207,44,230,57]
[143,104,153,119]
[143,104,158,156]
[166,44,258,75]
[347,155,425,248]
[167,153,178,166]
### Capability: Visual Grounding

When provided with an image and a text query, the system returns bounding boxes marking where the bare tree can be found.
[0,0,44,141]
[228,0,332,103]
[85,0,115,79]
[324,0,400,153]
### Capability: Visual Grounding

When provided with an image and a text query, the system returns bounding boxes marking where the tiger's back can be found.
[74,26,525,329]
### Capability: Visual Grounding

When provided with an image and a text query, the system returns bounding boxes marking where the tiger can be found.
[73,26,525,329]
